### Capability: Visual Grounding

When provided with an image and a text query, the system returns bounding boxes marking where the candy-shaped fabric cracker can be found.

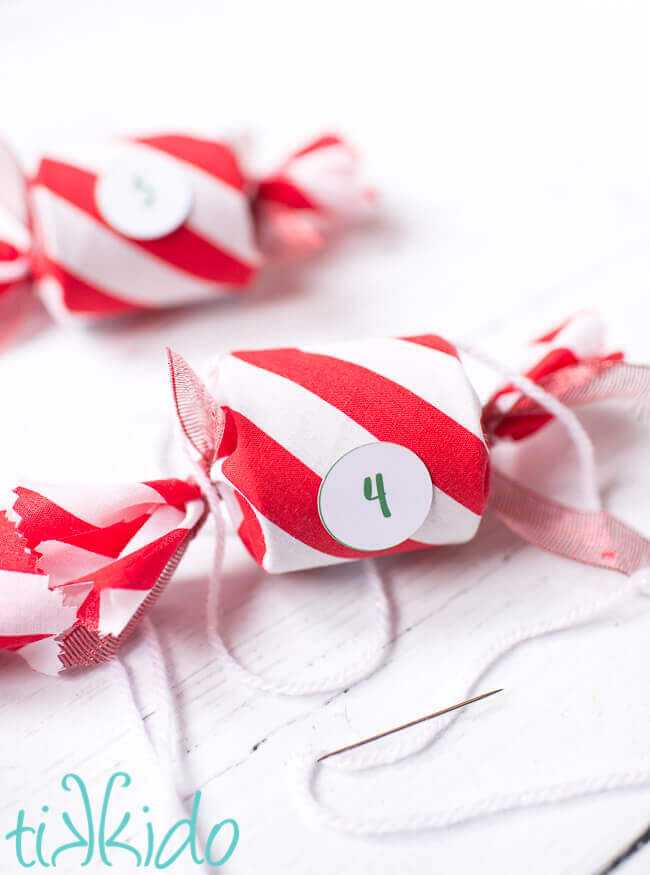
[1,317,649,674]
[0,133,371,322]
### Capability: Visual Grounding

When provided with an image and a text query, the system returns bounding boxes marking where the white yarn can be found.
[299,580,650,833]
[633,398,650,426]
[113,654,186,819]
[190,456,394,696]
[321,576,642,774]
[456,342,602,511]
[140,617,176,764]
[298,753,650,835]
[114,649,218,874]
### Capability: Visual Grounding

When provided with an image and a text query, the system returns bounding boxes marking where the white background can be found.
[0,1,649,873]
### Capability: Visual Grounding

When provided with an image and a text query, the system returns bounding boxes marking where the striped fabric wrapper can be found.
[0,479,205,674]
[0,133,371,321]
[205,334,491,574]
[482,311,624,441]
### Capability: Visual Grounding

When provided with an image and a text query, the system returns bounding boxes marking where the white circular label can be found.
[318,442,433,552]
[95,154,193,240]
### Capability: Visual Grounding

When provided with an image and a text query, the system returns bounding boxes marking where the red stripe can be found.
[34,159,255,284]
[291,135,343,160]
[0,512,40,573]
[255,178,318,211]
[527,348,579,381]
[217,407,239,460]
[534,317,572,344]
[63,513,150,558]
[232,348,489,516]
[75,590,100,631]
[489,348,581,406]
[36,259,142,315]
[0,241,20,261]
[13,488,101,548]
[493,412,554,441]
[144,479,202,508]
[400,334,459,359]
[0,633,51,652]
[134,135,245,190]
[222,410,427,560]
[233,491,267,565]
[60,528,190,593]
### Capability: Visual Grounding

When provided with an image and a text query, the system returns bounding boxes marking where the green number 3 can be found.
[363,473,391,519]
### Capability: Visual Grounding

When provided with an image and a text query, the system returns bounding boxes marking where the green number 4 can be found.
[363,473,391,519]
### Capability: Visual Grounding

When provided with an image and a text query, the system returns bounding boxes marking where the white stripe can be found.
[116,505,185,556]
[36,541,111,590]
[36,275,81,323]
[30,186,229,307]
[213,356,480,549]
[0,203,31,250]
[117,498,204,557]
[0,571,77,635]
[28,204,81,322]
[303,337,486,444]
[412,489,481,545]
[44,141,260,267]
[17,636,64,675]
[98,588,149,637]
[0,257,30,284]
[258,510,351,573]
[0,141,29,226]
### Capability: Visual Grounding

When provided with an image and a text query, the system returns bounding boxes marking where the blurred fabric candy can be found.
[0,133,372,323]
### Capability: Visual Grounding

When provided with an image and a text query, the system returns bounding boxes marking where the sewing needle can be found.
[317,688,503,762]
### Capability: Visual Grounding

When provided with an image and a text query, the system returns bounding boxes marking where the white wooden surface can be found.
[1,1,649,873]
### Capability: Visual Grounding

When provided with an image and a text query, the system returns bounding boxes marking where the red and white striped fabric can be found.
[254,135,374,257]
[0,479,204,674]
[483,311,623,441]
[2,319,648,676]
[205,334,490,573]
[0,133,371,321]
